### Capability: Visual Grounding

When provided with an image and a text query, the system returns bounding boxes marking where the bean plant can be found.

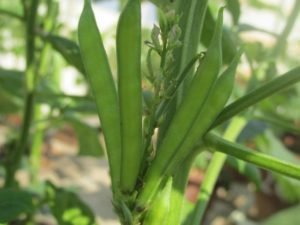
[1,0,300,224]
[78,0,300,224]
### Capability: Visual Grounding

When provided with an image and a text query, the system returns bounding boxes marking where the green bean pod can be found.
[117,0,143,193]
[78,0,121,191]
[143,177,173,225]
[137,8,224,207]
[166,49,243,176]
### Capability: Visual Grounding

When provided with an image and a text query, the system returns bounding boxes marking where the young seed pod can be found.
[78,0,121,192]
[166,49,243,176]
[137,8,224,207]
[117,0,143,193]
[143,177,173,225]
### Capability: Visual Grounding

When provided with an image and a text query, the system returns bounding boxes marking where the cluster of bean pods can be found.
[78,0,241,223]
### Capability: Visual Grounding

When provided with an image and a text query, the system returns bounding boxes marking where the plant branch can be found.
[212,66,300,128]
[0,9,23,20]
[189,117,246,225]
[4,0,40,187]
[205,133,300,180]
[270,0,300,58]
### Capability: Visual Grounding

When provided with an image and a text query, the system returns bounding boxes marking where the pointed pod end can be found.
[230,48,244,67]
[216,7,225,25]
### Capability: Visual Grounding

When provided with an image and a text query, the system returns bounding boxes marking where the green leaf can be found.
[213,66,300,127]
[0,89,22,114]
[149,0,176,9]
[44,34,85,74]
[205,133,300,181]
[0,189,34,223]
[248,0,281,13]
[46,182,96,225]
[238,24,278,37]
[225,0,241,25]
[0,69,24,115]
[261,204,300,225]
[0,68,24,97]
[255,131,300,202]
[67,116,104,157]
[227,156,262,189]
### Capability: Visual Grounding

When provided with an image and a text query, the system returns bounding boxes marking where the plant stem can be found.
[5,93,35,187]
[189,117,247,225]
[4,0,40,187]
[270,0,300,58]
[206,133,300,180]
[166,151,198,225]
[29,105,44,184]
[157,0,208,144]
[212,66,300,128]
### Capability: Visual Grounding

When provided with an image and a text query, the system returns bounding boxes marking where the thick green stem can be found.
[166,151,198,225]
[29,105,44,184]
[189,117,247,225]
[205,133,300,180]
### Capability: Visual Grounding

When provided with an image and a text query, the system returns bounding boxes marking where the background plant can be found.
[0,0,300,225]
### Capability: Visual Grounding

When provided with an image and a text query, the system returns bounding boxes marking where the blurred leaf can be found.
[244,42,268,62]
[44,34,85,75]
[0,89,22,114]
[143,90,154,111]
[253,115,300,135]
[0,69,24,114]
[256,131,300,202]
[181,198,195,225]
[257,82,300,122]
[261,204,300,225]
[46,182,96,225]
[248,0,281,13]
[35,91,97,115]
[213,66,300,127]
[192,151,210,169]
[0,68,24,97]
[67,116,104,157]
[149,0,176,9]
[225,0,240,25]
[227,156,262,189]
[0,189,34,223]
[238,24,278,37]
[237,120,268,142]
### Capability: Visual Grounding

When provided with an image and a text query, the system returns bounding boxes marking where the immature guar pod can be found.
[166,49,243,176]
[137,8,224,208]
[117,0,143,193]
[78,0,122,192]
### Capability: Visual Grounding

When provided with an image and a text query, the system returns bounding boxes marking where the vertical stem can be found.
[270,0,300,58]
[29,0,58,184]
[157,0,208,143]
[189,117,247,225]
[4,0,40,187]
[29,105,44,184]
